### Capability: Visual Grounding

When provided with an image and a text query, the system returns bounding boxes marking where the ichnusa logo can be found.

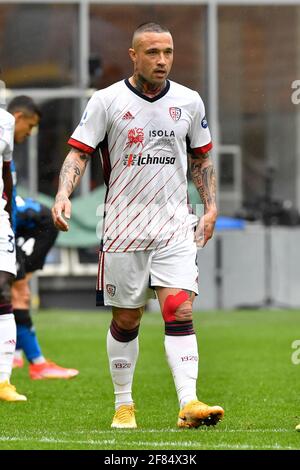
[123,153,175,166]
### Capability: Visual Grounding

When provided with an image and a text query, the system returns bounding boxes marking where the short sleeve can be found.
[188,93,213,155]
[68,92,107,154]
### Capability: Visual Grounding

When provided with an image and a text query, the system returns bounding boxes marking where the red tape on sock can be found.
[162,291,190,322]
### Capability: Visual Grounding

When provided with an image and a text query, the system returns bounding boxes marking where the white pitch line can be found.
[0,428,293,441]
[54,428,292,434]
[0,436,116,445]
[131,442,299,450]
[0,436,298,450]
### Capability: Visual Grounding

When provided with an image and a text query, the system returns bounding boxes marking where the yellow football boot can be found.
[178,400,224,428]
[111,404,137,429]
[0,381,27,402]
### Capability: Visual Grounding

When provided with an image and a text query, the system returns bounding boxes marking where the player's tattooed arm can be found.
[52,148,90,231]
[189,151,217,212]
[189,151,217,247]
[57,149,90,198]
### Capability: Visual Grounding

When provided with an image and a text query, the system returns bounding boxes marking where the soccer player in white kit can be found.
[0,105,26,401]
[52,22,224,428]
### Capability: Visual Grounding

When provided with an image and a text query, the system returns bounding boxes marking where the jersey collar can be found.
[125,78,170,103]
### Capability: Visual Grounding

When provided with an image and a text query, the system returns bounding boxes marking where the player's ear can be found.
[128,48,136,64]
[12,111,24,123]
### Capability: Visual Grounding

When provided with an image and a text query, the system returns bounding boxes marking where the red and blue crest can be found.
[169,107,181,122]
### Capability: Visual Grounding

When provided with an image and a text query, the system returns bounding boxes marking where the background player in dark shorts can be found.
[12,196,79,379]
[15,198,58,280]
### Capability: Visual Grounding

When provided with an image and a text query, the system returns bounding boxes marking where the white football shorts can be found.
[98,237,198,308]
[0,214,16,276]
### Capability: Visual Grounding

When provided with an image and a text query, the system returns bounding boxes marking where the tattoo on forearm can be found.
[190,154,216,209]
[191,150,210,160]
[79,153,89,166]
[59,161,79,195]
[58,150,90,196]
[201,165,216,207]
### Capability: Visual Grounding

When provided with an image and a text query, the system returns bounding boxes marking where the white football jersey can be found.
[0,108,15,215]
[69,79,212,252]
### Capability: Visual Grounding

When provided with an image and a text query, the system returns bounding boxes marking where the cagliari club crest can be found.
[169,107,181,122]
[106,284,116,297]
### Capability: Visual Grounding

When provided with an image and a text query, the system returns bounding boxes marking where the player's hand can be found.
[52,193,71,232]
[194,209,217,248]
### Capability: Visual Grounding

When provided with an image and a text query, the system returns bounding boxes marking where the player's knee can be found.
[112,307,143,330]
[175,300,193,321]
[162,291,193,322]
[21,289,31,309]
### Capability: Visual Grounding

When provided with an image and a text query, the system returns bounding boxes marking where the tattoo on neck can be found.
[133,74,165,97]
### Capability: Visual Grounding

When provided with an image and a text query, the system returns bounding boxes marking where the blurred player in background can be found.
[0,99,26,401]
[7,96,79,380]
[52,23,224,428]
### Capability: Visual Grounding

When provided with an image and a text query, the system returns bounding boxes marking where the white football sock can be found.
[107,329,139,410]
[165,334,199,408]
[0,314,16,383]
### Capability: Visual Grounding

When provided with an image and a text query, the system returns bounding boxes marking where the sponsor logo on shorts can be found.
[106,283,116,297]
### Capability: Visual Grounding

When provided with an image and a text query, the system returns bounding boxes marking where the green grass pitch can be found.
[0,308,299,450]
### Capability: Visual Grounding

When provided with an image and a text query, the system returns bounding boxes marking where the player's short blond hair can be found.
[132,22,171,48]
